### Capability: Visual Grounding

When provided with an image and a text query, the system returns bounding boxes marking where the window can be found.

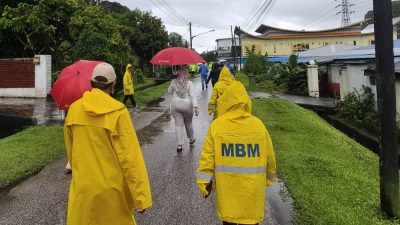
[292,43,310,53]
[370,40,375,45]
[274,44,276,53]
[353,40,357,45]
[370,76,376,85]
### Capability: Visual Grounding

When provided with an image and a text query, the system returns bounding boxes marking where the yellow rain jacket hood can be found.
[123,64,134,95]
[208,66,234,118]
[64,88,152,225]
[197,82,276,224]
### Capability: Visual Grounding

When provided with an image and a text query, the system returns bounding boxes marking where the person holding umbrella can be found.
[64,62,152,225]
[167,66,199,152]
[123,64,136,107]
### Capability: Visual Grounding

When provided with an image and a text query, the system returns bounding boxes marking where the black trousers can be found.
[223,222,258,225]
[123,94,136,107]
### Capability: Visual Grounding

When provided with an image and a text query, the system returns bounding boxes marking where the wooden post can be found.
[373,0,399,217]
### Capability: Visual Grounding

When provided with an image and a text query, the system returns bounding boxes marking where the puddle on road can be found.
[267,179,295,225]
[146,97,165,108]
[136,112,171,145]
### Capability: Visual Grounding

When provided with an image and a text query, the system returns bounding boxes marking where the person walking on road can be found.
[198,62,209,90]
[206,62,222,87]
[123,64,136,107]
[64,62,152,225]
[167,67,199,152]
[226,61,235,76]
[208,66,234,118]
[196,81,277,225]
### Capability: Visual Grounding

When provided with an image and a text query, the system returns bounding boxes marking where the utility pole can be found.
[230,25,236,70]
[336,0,354,27]
[233,27,238,70]
[239,26,242,71]
[373,0,400,217]
[189,22,192,49]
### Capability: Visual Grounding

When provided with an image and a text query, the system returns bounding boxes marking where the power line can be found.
[149,0,186,25]
[243,0,272,30]
[299,1,340,28]
[249,0,276,30]
[157,0,187,24]
[242,0,263,27]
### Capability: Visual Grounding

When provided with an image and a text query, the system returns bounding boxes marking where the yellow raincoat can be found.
[197,81,276,224]
[208,66,234,118]
[64,88,152,225]
[123,64,134,95]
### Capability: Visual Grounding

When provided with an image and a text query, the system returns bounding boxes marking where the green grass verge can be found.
[252,98,399,224]
[0,125,65,190]
[0,79,170,191]
[116,80,170,107]
[134,81,171,106]
[236,72,284,93]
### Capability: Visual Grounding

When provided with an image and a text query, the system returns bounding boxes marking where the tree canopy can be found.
[0,0,169,78]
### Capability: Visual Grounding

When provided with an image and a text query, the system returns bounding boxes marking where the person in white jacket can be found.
[168,67,199,152]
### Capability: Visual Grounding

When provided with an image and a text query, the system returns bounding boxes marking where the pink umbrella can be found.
[150,47,205,65]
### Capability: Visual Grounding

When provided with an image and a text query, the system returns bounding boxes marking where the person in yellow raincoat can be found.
[64,63,152,225]
[208,66,234,118]
[197,81,277,225]
[123,64,136,107]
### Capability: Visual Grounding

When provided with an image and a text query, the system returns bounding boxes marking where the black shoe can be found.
[177,145,183,152]
[190,139,196,145]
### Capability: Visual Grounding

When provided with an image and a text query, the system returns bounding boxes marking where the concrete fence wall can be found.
[0,55,51,98]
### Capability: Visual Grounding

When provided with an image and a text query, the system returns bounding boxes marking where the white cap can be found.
[91,63,116,84]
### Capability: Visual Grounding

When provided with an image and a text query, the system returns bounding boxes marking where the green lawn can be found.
[0,125,65,190]
[0,80,171,191]
[116,80,171,107]
[134,81,170,106]
[252,98,400,224]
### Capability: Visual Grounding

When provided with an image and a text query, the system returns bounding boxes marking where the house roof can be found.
[253,20,369,39]
[361,17,400,34]
[297,40,400,63]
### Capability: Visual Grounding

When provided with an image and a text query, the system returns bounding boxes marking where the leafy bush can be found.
[243,45,267,75]
[272,55,308,95]
[339,86,378,131]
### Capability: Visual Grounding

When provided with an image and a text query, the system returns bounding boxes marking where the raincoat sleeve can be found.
[196,127,215,197]
[208,87,218,114]
[265,129,277,186]
[114,109,152,210]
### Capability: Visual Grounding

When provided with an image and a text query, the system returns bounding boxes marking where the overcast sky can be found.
[114,0,374,53]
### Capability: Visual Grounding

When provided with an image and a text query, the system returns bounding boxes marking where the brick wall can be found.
[0,58,35,88]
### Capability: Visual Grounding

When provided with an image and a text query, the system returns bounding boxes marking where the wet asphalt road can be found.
[0,77,292,225]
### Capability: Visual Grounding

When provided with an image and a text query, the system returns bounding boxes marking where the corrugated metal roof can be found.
[361,17,400,34]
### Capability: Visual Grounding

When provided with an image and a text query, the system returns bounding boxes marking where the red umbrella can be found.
[50,60,103,110]
[150,47,205,65]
